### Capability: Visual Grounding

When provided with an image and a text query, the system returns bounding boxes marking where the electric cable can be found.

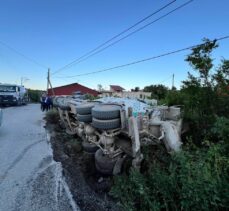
[51,0,179,75]
[55,35,229,78]
[61,0,194,72]
[0,40,48,69]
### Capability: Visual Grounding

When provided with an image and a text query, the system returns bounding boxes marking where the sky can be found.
[0,0,228,91]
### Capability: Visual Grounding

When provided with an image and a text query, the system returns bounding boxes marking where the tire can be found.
[77,114,92,123]
[92,104,121,120]
[18,99,22,106]
[82,140,99,153]
[92,118,121,130]
[95,162,113,175]
[76,102,96,115]
[95,149,117,175]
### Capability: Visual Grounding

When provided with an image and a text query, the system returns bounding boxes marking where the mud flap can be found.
[112,155,126,175]
[161,121,182,152]
[128,116,140,157]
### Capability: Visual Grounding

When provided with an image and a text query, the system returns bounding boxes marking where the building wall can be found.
[114,91,151,99]
[48,83,98,96]
[99,91,151,99]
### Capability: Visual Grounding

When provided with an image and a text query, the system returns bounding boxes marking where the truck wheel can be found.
[82,140,99,153]
[77,114,92,123]
[92,104,120,120]
[92,118,120,130]
[15,99,21,106]
[95,149,117,175]
[95,162,113,175]
[76,102,96,115]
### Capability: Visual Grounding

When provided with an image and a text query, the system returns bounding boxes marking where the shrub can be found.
[111,144,229,211]
[164,90,185,106]
[46,109,59,124]
[211,117,229,142]
[28,89,43,102]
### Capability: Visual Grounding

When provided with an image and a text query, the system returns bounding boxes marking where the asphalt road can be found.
[0,104,79,211]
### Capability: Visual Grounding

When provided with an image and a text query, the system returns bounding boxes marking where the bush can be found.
[211,117,229,141]
[164,90,185,106]
[110,144,229,211]
[46,109,59,124]
[28,89,43,102]
[84,94,99,100]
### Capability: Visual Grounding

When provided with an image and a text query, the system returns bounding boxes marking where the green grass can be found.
[110,143,229,211]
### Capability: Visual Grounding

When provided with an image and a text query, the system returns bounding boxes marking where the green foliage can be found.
[164,90,185,106]
[84,93,98,100]
[143,84,169,100]
[131,87,140,92]
[211,117,229,142]
[111,144,229,211]
[179,39,229,144]
[185,38,218,85]
[28,89,43,102]
[45,109,59,124]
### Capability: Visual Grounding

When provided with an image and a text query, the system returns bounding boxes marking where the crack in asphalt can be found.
[0,139,46,185]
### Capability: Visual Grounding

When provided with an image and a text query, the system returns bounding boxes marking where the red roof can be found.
[48,83,99,96]
[110,85,125,92]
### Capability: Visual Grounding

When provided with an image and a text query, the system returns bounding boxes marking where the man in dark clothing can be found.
[40,92,47,112]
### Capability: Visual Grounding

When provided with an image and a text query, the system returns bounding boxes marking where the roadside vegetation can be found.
[46,109,60,124]
[27,89,43,102]
[110,39,229,210]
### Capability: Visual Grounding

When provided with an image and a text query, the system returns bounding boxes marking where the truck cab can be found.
[0,84,28,106]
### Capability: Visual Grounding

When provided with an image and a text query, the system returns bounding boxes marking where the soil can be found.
[46,123,121,211]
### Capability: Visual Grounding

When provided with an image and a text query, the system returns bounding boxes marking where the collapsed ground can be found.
[46,122,121,211]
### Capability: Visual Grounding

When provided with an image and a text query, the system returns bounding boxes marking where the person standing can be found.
[40,92,47,112]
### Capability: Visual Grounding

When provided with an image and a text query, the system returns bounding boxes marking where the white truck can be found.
[0,84,28,106]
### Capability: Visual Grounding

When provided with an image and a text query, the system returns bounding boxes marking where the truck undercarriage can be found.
[53,96,182,175]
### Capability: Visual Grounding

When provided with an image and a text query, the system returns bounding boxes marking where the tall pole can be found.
[47,68,55,96]
[47,68,50,94]
[172,74,174,89]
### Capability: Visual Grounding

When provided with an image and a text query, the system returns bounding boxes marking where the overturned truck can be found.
[53,96,182,175]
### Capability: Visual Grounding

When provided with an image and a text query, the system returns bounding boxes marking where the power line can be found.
[69,0,194,70]
[51,0,178,75]
[55,35,229,78]
[0,40,48,69]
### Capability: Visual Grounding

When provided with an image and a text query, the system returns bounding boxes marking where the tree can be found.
[131,87,140,92]
[97,84,103,91]
[181,38,229,143]
[143,84,168,99]
[28,89,43,102]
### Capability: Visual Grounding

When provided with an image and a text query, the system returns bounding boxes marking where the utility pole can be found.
[47,68,55,96]
[47,68,50,93]
[172,74,174,89]
[21,77,29,86]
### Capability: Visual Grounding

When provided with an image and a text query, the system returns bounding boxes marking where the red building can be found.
[48,83,99,96]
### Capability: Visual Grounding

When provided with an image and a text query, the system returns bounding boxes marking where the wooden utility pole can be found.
[172,74,174,89]
[47,68,55,96]
[47,68,50,93]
